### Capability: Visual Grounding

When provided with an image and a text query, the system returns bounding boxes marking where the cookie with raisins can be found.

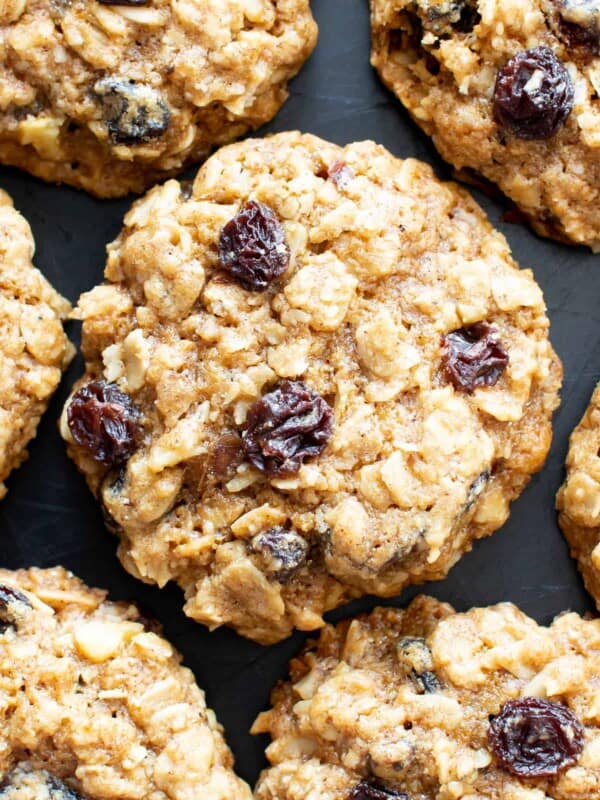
[557,381,600,608]
[0,0,316,197]
[0,190,72,498]
[0,566,251,800]
[370,0,600,249]
[61,131,561,643]
[253,596,598,800]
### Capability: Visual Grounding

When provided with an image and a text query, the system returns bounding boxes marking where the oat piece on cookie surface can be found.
[0,0,316,197]
[370,0,600,249]
[0,190,72,498]
[253,596,600,800]
[557,381,600,607]
[61,131,561,644]
[0,566,251,800]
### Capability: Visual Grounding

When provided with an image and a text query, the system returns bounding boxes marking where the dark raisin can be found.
[211,432,244,479]
[67,380,142,466]
[242,380,333,478]
[218,201,290,292]
[0,584,31,632]
[327,160,354,188]
[347,781,409,800]
[94,78,170,145]
[250,527,309,581]
[397,637,441,694]
[553,1,600,53]
[441,323,509,393]
[488,697,585,778]
[426,1,481,34]
[493,47,574,139]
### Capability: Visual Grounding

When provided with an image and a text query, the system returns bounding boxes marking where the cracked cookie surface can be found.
[62,131,561,644]
[0,190,72,498]
[253,596,600,800]
[0,0,316,196]
[557,381,600,607]
[0,566,251,800]
[370,0,600,249]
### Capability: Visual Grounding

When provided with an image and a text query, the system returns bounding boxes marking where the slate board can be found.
[0,0,598,785]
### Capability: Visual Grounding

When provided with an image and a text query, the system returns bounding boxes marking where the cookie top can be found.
[61,131,561,644]
[0,190,72,498]
[0,566,251,800]
[253,596,600,800]
[370,0,600,249]
[556,381,600,606]
[0,0,316,197]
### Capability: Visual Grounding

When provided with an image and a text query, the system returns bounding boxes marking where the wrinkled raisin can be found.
[218,201,290,291]
[94,79,170,145]
[441,323,509,393]
[67,380,141,466]
[242,380,333,477]
[0,584,31,632]
[347,782,408,800]
[488,697,585,778]
[397,636,441,694]
[250,527,309,581]
[493,47,573,139]
[426,1,481,34]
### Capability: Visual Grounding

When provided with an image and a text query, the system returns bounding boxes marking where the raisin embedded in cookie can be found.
[370,0,600,249]
[0,190,72,498]
[557,381,600,606]
[0,566,251,800]
[253,597,598,800]
[0,1,316,197]
[61,132,561,644]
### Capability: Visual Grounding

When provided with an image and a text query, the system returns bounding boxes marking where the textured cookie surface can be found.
[557,381,600,606]
[62,131,561,644]
[0,566,251,800]
[0,0,316,197]
[253,596,600,800]
[370,0,600,249]
[0,190,72,498]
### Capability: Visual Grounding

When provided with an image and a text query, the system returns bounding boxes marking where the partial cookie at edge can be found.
[0,566,252,800]
[0,190,72,498]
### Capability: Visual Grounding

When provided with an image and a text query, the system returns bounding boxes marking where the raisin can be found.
[488,697,585,778]
[242,380,333,478]
[493,47,574,139]
[347,782,409,800]
[67,380,142,466]
[397,636,441,694]
[327,160,354,188]
[426,1,481,34]
[553,1,600,53]
[94,79,170,145]
[211,432,244,479]
[464,469,490,512]
[218,201,290,292]
[0,584,31,632]
[441,323,509,393]
[250,527,309,581]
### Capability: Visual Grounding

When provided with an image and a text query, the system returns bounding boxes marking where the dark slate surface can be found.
[0,0,598,785]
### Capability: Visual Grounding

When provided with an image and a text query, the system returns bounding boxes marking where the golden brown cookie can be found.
[0,0,316,196]
[254,596,600,800]
[557,381,600,606]
[61,131,561,643]
[0,190,72,498]
[0,566,252,800]
[370,0,600,249]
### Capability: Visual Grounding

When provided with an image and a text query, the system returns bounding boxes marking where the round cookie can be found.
[556,381,600,606]
[0,566,252,800]
[0,190,72,498]
[370,0,600,249]
[61,131,561,644]
[253,596,600,800]
[0,0,316,197]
